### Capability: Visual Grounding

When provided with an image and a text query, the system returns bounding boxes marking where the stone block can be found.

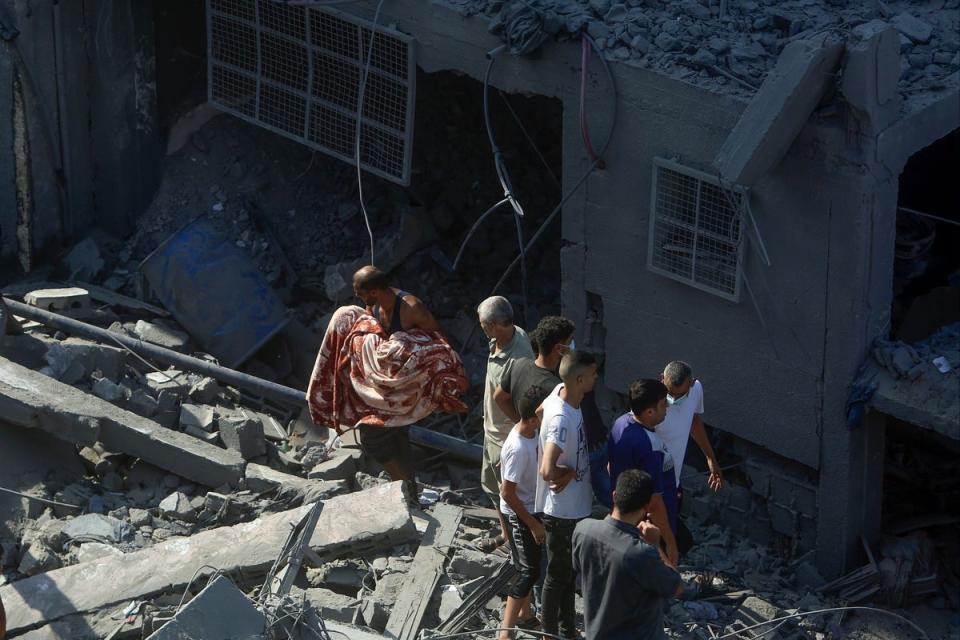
[892,12,932,43]
[18,542,61,576]
[43,338,126,384]
[219,416,266,460]
[134,320,189,351]
[179,404,216,432]
[147,576,266,640]
[842,21,901,131]
[92,378,125,403]
[308,454,357,482]
[24,288,91,314]
[145,370,190,397]
[723,483,755,513]
[188,377,222,404]
[745,460,771,497]
[299,587,360,624]
[449,549,502,580]
[129,508,152,528]
[159,492,197,522]
[128,390,158,417]
[63,514,133,544]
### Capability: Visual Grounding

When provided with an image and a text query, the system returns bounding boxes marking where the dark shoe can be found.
[475,534,505,553]
[516,615,541,631]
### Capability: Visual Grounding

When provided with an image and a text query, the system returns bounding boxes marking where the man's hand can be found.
[707,460,725,491]
[549,466,576,493]
[638,521,661,546]
[529,519,546,545]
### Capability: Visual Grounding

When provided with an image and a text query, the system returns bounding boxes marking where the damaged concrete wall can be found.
[0,0,160,266]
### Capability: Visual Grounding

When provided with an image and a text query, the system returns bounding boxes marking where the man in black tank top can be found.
[350,265,444,501]
[352,266,441,336]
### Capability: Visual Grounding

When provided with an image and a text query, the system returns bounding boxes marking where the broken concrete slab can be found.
[144,370,190,397]
[244,463,349,504]
[146,575,266,639]
[42,337,126,385]
[92,377,125,403]
[0,356,245,488]
[159,492,198,522]
[62,514,133,544]
[134,319,189,351]
[189,377,222,403]
[24,287,91,314]
[714,36,845,187]
[295,587,361,624]
[179,403,216,432]
[842,21,901,132]
[17,542,61,576]
[219,415,267,460]
[0,482,415,635]
[307,453,356,482]
[76,542,125,564]
[384,503,463,640]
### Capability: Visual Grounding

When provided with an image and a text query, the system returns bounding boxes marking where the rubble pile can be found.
[451,0,959,98]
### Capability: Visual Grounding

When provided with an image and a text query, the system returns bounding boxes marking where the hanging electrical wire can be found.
[489,31,618,296]
[354,0,388,266]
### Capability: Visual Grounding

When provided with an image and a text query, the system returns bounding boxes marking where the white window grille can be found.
[647,158,746,302]
[206,0,416,185]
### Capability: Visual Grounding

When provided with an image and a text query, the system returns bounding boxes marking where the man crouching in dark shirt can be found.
[572,469,684,640]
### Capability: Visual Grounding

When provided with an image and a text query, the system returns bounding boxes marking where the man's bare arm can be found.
[691,414,723,491]
[540,442,575,493]
[494,386,521,423]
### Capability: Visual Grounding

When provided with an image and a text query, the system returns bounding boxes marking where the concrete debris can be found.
[76,542,125,564]
[179,403,216,432]
[62,513,134,544]
[17,541,62,576]
[42,337,126,384]
[147,575,266,640]
[92,376,125,402]
[714,35,845,186]
[0,356,245,487]
[219,414,267,460]
[892,12,933,44]
[0,482,415,635]
[24,287,92,315]
[244,463,349,504]
[134,319,190,350]
[158,491,198,522]
[307,453,356,482]
[294,587,360,624]
[145,370,190,397]
[189,376,222,403]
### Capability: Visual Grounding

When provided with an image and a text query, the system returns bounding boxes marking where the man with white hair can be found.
[476,296,534,553]
[657,360,723,556]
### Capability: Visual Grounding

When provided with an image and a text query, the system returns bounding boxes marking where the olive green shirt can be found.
[483,326,534,443]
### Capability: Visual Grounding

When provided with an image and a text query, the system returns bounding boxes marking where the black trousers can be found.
[507,514,542,599]
[541,515,578,637]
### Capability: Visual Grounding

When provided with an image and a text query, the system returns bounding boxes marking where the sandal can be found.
[475,534,505,553]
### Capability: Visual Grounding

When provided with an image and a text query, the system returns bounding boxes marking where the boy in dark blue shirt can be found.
[607,379,679,564]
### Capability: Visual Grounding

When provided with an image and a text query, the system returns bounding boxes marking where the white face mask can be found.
[667,393,688,407]
[568,339,576,351]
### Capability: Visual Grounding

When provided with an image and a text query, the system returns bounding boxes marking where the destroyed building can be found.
[1,0,959,637]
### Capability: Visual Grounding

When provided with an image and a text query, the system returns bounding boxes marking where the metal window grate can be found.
[207,0,416,185]
[647,158,746,301]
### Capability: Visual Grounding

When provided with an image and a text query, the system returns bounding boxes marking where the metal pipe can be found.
[2,297,481,462]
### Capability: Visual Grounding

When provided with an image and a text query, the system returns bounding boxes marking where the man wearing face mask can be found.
[657,361,722,557]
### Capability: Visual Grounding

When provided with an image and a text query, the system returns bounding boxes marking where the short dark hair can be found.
[559,349,597,381]
[353,266,390,291]
[531,316,575,356]
[614,469,655,514]
[628,379,668,415]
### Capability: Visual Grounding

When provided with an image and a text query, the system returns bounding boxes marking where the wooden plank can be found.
[383,503,463,640]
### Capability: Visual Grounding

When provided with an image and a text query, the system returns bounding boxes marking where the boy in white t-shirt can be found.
[499,385,552,639]
[536,350,598,640]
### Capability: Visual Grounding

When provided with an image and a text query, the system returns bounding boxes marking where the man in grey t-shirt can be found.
[573,469,684,640]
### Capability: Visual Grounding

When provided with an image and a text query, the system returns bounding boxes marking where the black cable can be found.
[490,32,618,296]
